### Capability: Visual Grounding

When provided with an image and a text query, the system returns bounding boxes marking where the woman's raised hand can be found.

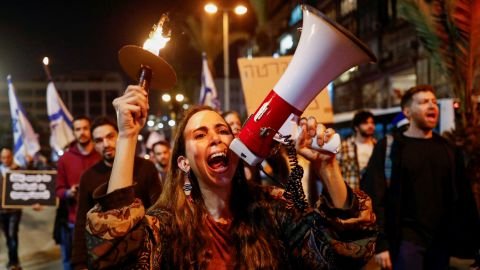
[296,116,347,208]
[296,116,337,163]
[112,85,149,139]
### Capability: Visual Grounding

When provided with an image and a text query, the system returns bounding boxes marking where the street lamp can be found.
[204,2,247,111]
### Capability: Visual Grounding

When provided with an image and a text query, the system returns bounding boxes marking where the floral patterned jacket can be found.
[86,184,377,269]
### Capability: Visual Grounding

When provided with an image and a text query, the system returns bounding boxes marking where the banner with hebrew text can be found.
[237,56,333,123]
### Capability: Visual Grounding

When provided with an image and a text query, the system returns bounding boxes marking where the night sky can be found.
[0,0,211,81]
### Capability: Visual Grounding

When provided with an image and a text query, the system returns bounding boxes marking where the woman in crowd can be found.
[85,85,377,269]
[221,110,242,137]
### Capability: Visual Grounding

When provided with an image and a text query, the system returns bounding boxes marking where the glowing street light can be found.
[42,56,53,81]
[42,57,49,66]
[204,3,218,14]
[204,2,247,111]
[175,93,185,102]
[234,5,247,15]
[162,93,172,102]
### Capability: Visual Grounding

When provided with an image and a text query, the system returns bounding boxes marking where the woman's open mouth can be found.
[207,151,229,171]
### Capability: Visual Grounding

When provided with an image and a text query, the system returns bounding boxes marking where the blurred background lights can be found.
[162,93,171,102]
[175,93,184,102]
[204,3,218,14]
[234,5,248,15]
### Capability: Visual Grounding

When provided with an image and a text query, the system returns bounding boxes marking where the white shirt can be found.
[356,142,374,172]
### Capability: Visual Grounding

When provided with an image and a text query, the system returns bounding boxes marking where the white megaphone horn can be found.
[230,5,377,166]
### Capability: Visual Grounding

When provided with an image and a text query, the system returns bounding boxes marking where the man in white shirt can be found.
[336,110,376,190]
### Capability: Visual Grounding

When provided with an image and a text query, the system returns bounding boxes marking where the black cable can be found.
[278,133,308,212]
[259,127,308,212]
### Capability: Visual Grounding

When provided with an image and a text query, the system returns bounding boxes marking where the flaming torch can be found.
[118,14,177,92]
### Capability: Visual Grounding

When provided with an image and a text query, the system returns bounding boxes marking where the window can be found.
[105,90,120,115]
[71,90,86,115]
[89,90,103,116]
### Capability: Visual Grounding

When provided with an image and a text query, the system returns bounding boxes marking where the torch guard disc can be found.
[118,45,177,90]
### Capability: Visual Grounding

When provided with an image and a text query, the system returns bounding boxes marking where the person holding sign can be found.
[0,148,22,270]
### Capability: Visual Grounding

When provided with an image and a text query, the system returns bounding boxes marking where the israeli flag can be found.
[7,75,41,167]
[47,82,74,154]
[199,52,220,110]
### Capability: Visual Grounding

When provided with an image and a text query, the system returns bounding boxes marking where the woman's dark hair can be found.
[154,105,284,269]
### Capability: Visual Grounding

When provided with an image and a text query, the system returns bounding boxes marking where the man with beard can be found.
[151,140,171,184]
[55,116,101,270]
[336,110,376,190]
[71,116,161,270]
[362,85,479,269]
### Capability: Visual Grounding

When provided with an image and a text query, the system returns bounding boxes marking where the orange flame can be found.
[143,14,171,55]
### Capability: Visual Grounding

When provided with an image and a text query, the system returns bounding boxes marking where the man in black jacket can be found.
[362,85,479,269]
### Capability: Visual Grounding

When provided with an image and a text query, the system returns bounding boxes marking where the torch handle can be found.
[138,65,152,92]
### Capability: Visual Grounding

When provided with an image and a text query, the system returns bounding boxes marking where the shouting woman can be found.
[85,85,376,269]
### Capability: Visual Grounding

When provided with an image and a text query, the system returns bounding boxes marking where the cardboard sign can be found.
[2,170,57,208]
[237,56,333,123]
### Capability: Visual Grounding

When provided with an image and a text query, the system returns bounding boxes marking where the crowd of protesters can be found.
[0,84,478,270]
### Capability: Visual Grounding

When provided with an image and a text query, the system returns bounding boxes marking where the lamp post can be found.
[204,3,247,111]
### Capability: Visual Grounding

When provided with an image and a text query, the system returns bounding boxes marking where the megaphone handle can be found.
[309,133,341,154]
[283,120,341,154]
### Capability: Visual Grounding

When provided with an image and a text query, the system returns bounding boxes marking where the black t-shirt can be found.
[399,134,452,246]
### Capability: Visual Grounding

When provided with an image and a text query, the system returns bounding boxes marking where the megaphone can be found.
[230,5,377,166]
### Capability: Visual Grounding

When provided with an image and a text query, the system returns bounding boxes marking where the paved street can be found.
[0,207,61,270]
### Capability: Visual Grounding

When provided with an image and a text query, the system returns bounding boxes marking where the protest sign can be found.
[237,56,333,123]
[2,170,57,207]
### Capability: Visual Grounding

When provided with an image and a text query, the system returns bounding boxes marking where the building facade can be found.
[241,0,454,116]
[0,72,124,150]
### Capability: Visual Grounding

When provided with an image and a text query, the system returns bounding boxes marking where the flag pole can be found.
[42,57,53,81]
[43,56,76,155]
